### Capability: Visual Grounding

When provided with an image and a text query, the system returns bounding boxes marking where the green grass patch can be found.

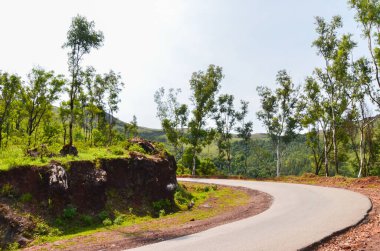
[0,144,130,171]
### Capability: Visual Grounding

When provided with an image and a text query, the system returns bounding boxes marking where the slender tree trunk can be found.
[276,137,280,177]
[69,94,74,147]
[192,153,196,176]
[358,127,364,178]
[323,132,329,177]
[331,120,339,175]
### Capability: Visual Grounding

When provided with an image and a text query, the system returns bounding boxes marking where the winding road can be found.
[129,178,372,251]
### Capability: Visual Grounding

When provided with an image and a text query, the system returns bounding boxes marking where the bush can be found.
[20,193,33,203]
[127,143,146,154]
[109,146,125,156]
[80,215,93,226]
[97,210,109,221]
[174,184,193,206]
[63,205,77,219]
[1,183,14,197]
[114,215,127,225]
[102,218,112,226]
[34,222,62,237]
[152,199,172,216]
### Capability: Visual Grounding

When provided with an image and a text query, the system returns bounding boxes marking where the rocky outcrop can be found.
[0,140,177,247]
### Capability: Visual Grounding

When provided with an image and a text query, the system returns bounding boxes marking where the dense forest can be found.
[1,1,380,178]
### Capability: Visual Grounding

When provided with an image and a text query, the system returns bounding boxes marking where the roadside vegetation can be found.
[13,182,250,250]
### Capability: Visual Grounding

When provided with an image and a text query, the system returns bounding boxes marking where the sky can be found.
[0,0,369,133]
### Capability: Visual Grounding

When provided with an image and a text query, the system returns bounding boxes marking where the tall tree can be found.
[312,16,355,175]
[154,87,188,160]
[347,58,374,177]
[0,72,21,148]
[299,77,332,176]
[236,100,253,175]
[186,65,223,175]
[23,67,64,146]
[257,70,298,177]
[213,94,236,173]
[103,70,124,145]
[349,0,380,106]
[63,15,104,148]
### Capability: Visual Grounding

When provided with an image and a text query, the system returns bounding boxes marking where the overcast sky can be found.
[0,0,368,133]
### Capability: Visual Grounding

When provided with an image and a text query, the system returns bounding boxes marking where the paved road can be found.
[129,178,372,251]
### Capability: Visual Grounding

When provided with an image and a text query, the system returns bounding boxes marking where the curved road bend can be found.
[129,178,372,251]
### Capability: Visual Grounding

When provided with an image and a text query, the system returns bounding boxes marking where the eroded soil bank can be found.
[0,140,177,249]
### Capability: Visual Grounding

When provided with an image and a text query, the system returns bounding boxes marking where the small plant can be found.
[127,143,146,154]
[34,222,62,237]
[80,215,93,226]
[6,242,20,251]
[159,209,166,217]
[97,210,109,221]
[114,215,127,225]
[174,184,193,206]
[20,193,33,203]
[63,205,77,219]
[102,218,112,226]
[152,199,172,216]
[1,183,14,197]
[109,146,125,156]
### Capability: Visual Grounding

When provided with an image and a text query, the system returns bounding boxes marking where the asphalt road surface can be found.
[129,178,372,251]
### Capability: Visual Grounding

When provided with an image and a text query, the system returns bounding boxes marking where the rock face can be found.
[0,140,177,247]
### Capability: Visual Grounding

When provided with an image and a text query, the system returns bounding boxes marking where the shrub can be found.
[20,193,33,203]
[152,199,172,216]
[114,215,127,225]
[63,205,77,219]
[102,218,112,226]
[80,215,93,225]
[109,146,125,156]
[1,183,14,197]
[174,184,193,206]
[127,143,146,154]
[97,210,109,221]
[34,222,62,237]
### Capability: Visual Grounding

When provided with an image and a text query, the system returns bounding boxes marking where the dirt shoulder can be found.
[307,177,380,251]
[23,184,272,251]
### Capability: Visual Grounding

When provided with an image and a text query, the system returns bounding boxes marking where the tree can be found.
[312,16,355,175]
[213,94,236,173]
[0,72,21,148]
[63,15,104,148]
[186,65,223,175]
[23,67,64,147]
[154,87,188,160]
[299,77,332,176]
[257,70,298,177]
[349,0,380,106]
[125,115,138,139]
[346,58,374,177]
[236,100,253,175]
[103,70,124,145]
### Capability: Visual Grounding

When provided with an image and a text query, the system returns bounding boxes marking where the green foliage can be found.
[102,218,112,226]
[80,215,94,226]
[34,222,62,237]
[0,183,14,197]
[152,199,172,217]
[174,184,193,206]
[63,205,77,219]
[97,210,109,221]
[20,193,33,203]
[126,143,146,154]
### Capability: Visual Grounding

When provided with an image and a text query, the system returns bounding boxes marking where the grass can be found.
[0,144,129,171]
[28,182,250,248]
